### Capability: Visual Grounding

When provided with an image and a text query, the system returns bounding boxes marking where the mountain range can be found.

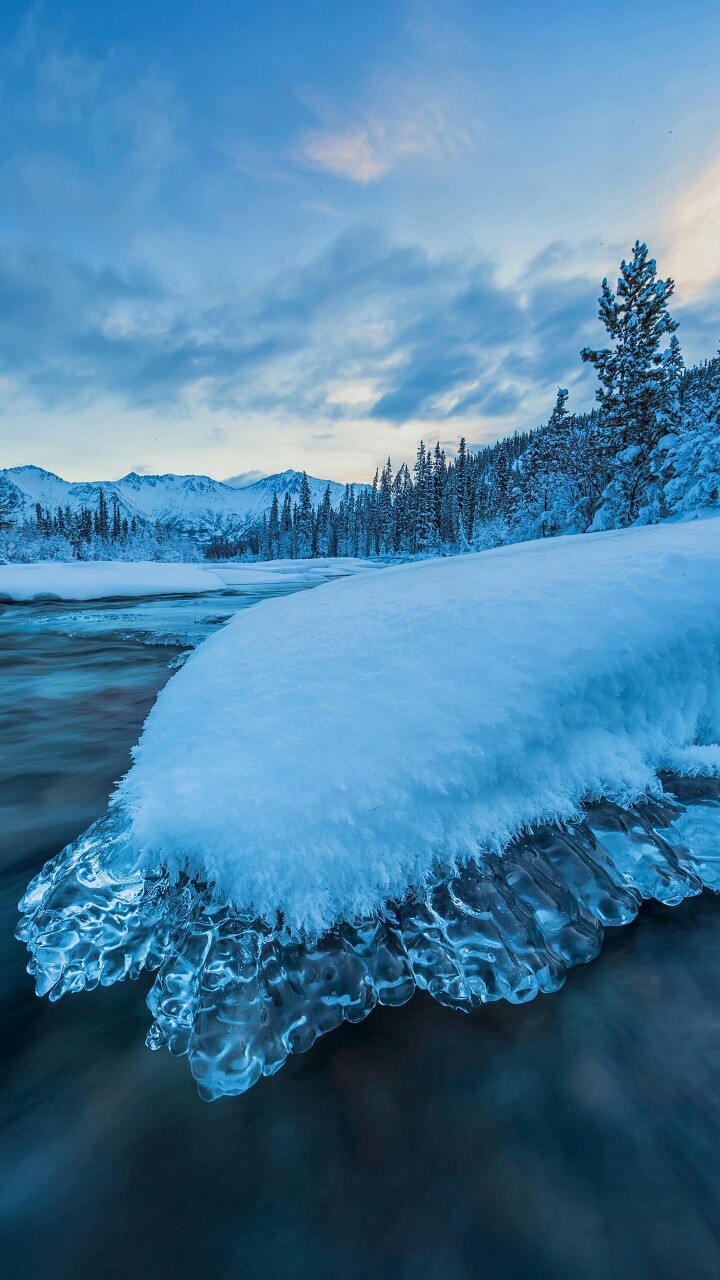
[0,466,364,536]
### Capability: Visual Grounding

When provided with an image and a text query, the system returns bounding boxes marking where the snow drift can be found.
[0,560,227,602]
[115,519,720,935]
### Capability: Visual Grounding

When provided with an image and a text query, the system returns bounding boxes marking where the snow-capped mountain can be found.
[0,465,362,536]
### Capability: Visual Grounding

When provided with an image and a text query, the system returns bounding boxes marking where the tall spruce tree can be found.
[413,442,434,552]
[581,241,678,527]
[295,471,314,558]
[267,491,280,558]
[315,484,333,555]
[0,479,14,531]
[377,459,393,553]
[280,491,293,557]
[453,437,470,544]
[96,488,110,540]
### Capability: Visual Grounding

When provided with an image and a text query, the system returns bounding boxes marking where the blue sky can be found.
[1,0,719,482]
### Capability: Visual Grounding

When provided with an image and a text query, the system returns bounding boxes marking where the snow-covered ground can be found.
[212,557,375,588]
[0,556,376,601]
[115,518,720,935]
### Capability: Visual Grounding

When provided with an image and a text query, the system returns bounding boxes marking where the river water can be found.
[2,588,720,1280]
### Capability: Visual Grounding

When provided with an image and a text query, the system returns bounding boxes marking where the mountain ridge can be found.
[0,465,366,536]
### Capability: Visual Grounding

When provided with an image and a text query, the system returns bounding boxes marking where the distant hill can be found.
[0,466,364,536]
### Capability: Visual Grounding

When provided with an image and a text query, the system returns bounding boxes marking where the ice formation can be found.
[15,519,720,1097]
[16,780,720,1099]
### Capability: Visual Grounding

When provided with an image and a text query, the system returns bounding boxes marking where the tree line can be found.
[0,487,199,563]
[234,241,719,560]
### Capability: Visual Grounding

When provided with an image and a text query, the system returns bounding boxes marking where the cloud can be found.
[298,109,464,183]
[664,154,720,302]
[0,228,612,437]
[296,86,476,184]
[224,471,267,488]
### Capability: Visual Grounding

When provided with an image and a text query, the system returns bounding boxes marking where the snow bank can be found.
[117,520,720,934]
[0,556,377,601]
[212,558,375,588]
[0,561,227,602]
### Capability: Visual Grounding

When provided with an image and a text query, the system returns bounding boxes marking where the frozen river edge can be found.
[16,776,720,1099]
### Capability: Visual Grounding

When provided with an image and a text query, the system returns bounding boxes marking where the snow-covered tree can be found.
[581,241,678,527]
[315,484,333,555]
[267,492,280,558]
[662,347,720,514]
[413,442,434,553]
[294,471,314,558]
[515,388,571,537]
[0,478,15,531]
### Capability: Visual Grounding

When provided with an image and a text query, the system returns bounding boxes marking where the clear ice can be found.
[16,776,720,1100]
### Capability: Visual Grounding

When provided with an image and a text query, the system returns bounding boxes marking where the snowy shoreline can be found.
[0,556,376,602]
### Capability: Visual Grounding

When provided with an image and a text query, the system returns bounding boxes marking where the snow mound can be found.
[0,561,227,602]
[117,520,720,935]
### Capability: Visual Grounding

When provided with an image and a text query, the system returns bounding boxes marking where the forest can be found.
[4,242,719,564]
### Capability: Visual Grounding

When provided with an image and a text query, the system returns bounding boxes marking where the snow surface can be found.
[0,561,227,602]
[212,558,375,588]
[0,556,376,601]
[116,519,720,935]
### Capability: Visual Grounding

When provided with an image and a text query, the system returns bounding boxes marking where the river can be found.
[2,587,720,1279]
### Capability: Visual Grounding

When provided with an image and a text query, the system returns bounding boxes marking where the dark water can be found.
[2,595,720,1279]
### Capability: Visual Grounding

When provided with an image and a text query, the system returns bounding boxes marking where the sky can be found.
[1,0,719,484]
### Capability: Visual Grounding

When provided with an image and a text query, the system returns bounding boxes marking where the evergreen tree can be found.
[645,333,685,521]
[280,491,293,557]
[662,345,720,513]
[581,241,678,526]
[96,488,110,540]
[377,459,393,553]
[267,491,280,559]
[315,484,333,556]
[413,442,434,553]
[517,388,571,537]
[0,479,14,531]
[454,437,470,543]
[431,443,442,531]
[295,471,314,558]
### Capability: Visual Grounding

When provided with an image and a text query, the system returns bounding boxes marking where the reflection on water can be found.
[2,592,720,1278]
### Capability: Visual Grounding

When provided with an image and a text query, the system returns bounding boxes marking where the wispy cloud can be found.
[0,229,606,434]
[298,102,470,183]
[295,69,478,185]
[664,154,720,302]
